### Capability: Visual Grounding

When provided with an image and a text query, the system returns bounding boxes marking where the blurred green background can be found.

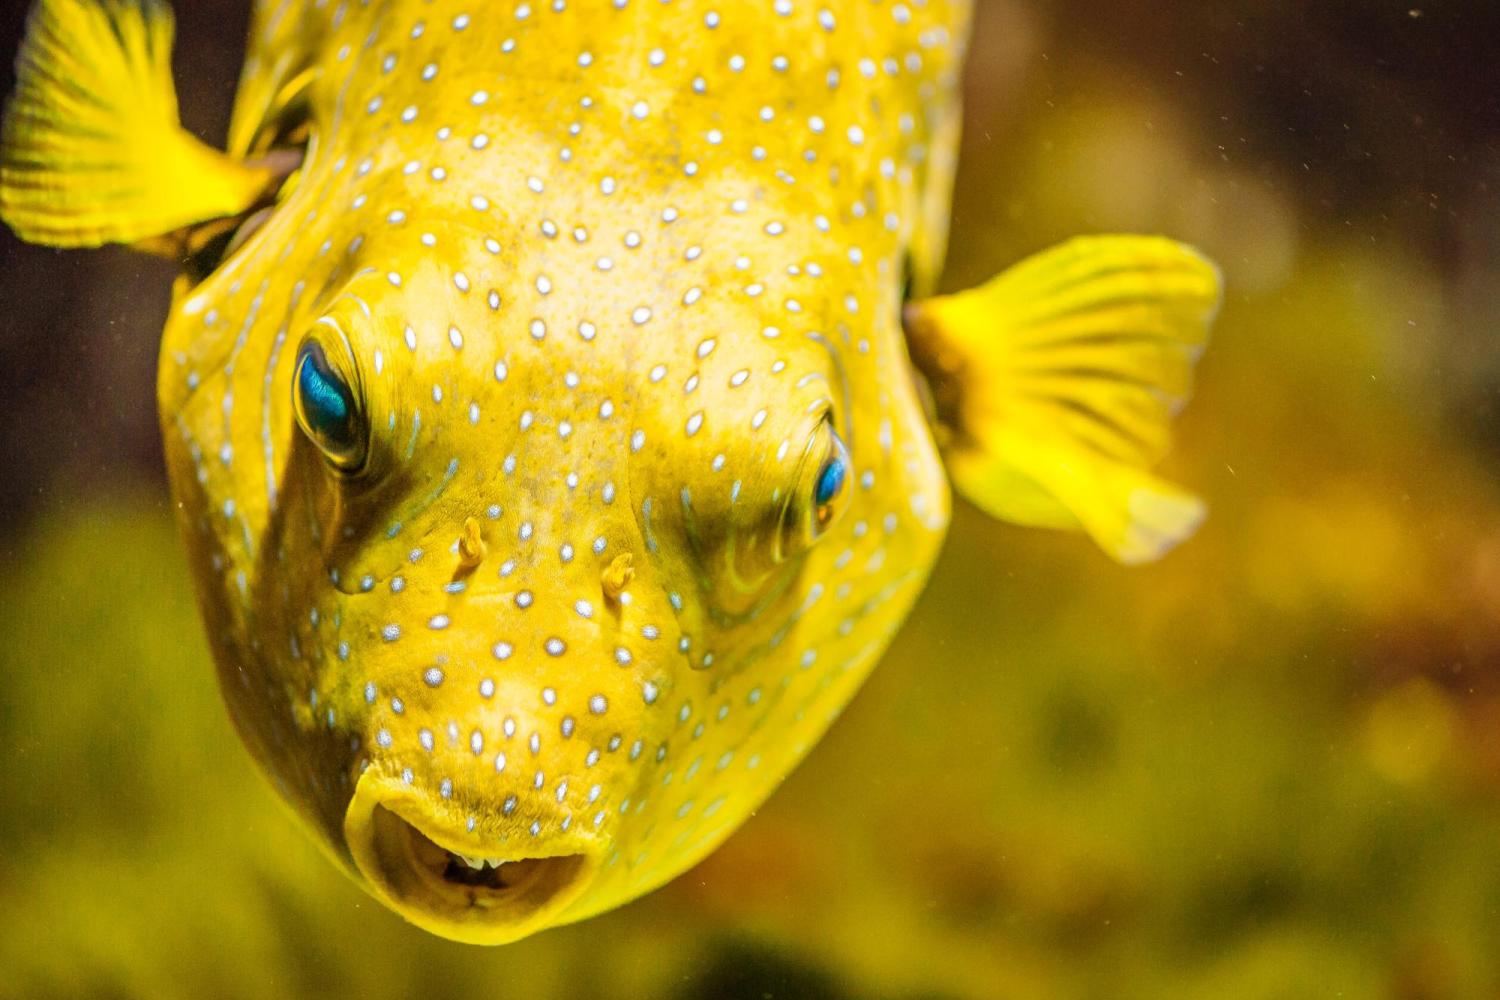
[3,1,1500,997]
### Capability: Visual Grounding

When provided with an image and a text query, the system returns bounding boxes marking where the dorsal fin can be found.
[0,0,282,251]
[905,235,1222,564]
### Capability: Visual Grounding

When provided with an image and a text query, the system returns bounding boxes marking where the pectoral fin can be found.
[0,0,284,253]
[904,235,1222,564]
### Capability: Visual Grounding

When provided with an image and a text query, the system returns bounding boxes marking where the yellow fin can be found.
[906,235,1222,564]
[0,0,277,249]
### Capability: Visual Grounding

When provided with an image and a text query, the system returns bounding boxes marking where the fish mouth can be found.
[345,774,596,944]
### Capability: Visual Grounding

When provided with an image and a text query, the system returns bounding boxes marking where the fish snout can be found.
[344,770,600,944]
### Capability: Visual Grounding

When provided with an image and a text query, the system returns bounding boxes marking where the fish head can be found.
[159,131,950,945]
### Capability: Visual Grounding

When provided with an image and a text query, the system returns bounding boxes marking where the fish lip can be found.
[344,769,599,945]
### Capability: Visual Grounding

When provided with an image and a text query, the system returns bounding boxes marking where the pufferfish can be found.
[0,0,1220,944]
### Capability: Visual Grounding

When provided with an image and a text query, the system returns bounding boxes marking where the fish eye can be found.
[812,432,852,534]
[715,413,852,614]
[293,338,367,473]
[775,414,852,558]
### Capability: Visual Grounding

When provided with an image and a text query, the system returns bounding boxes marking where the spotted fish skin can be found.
[3,0,1219,942]
[152,0,963,941]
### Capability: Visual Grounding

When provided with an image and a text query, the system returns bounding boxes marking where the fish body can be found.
[0,0,1219,944]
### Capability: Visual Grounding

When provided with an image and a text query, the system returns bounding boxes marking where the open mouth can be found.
[346,779,594,944]
[387,805,587,904]
[441,850,545,891]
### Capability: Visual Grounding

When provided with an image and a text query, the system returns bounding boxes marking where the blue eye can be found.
[812,430,851,532]
[815,452,847,507]
[293,340,366,471]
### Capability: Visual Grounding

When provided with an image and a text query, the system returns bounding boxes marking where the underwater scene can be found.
[2,0,1498,997]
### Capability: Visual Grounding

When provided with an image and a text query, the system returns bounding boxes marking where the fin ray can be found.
[906,235,1221,563]
[0,0,278,249]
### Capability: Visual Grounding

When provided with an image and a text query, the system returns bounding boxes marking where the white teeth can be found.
[455,853,507,870]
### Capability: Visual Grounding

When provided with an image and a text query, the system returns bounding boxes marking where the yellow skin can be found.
[1,0,1218,945]
[158,0,961,943]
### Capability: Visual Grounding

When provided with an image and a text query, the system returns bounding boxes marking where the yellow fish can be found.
[0,0,1220,944]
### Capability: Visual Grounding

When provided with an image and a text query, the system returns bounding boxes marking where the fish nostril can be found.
[601,552,634,602]
[456,516,487,574]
